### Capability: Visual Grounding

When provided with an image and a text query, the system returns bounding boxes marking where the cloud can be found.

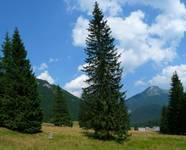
[66,0,127,16]
[107,10,178,72]
[64,74,88,97]
[71,0,186,73]
[37,71,55,84]
[72,16,89,46]
[78,63,88,71]
[67,0,186,17]
[135,79,146,86]
[34,58,59,73]
[38,63,48,71]
[149,64,186,88]
[49,58,59,63]
[135,0,186,17]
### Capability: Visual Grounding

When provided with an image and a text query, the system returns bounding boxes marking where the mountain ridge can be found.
[37,79,169,127]
[126,86,169,126]
[37,79,81,122]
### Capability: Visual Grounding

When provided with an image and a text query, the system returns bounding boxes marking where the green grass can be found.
[0,124,186,150]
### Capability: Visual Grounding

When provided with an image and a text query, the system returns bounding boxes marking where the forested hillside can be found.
[37,79,81,122]
[126,86,169,126]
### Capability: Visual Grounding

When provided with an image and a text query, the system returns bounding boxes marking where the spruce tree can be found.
[52,86,72,127]
[0,34,15,128]
[0,29,43,133]
[183,93,186,133]
[79,89,91,128]
[179,91,186,134]
[12,28,43,133]
[81,2,129,140]
[167,72,184,134]
[160,106,168,133]
[0,48,3,126]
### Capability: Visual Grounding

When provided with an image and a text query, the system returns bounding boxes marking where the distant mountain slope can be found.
[126,86,169,126]
[37,79,81,122]
[37,79,169,126]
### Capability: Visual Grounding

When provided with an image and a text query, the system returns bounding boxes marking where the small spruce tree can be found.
[167,72,184,134]
[160,72,186,135]
[52,86,72,127]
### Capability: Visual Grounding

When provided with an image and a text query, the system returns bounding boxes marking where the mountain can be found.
[37,79,169,127]
[126,86,169,127]
[37,79,81,122]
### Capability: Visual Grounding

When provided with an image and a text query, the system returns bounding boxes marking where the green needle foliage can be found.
[160,106,168,133]
[80,2,129,140]
[0,33,16,128]
[52,86,72,127]
[79,90,91,128]
[168,72,185,134]
[183,93,186,133]
[160,72,186,135]
[0,29,42,133]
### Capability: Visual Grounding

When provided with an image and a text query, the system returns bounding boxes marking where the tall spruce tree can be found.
[0,29,42,133]
[167,72,185,134]
[81,2,129,140]
[52,86,72,127]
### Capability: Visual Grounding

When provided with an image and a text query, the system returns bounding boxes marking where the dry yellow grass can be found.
[0,123,186,150]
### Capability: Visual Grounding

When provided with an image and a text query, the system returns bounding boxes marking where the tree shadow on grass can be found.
[81,129,130,143]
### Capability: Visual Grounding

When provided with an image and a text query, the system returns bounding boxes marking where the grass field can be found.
[0,123,186,150]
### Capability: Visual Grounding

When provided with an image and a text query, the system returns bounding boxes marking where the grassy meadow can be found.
[0,123,186,150]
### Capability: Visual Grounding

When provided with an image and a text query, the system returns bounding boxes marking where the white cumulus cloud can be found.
[64,74,88,97]
[78,63,89,71]
[71,0,186,73]
[72,16,89,46]
[149,64,186,88]
[107,10,178,72]
[38,63,48,71]
[37,71,55,84]
[135,79,146,86]
[66,0,128,16]
[49,58,59,63]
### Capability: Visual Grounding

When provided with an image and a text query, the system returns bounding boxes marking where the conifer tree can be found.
[167,72,184,134]
[0,34,15,127]
[0,29,43,133]
[12,28,43,133]
[79,89,91,128]
[160,72,186,135]
[160,106,168,133]
[0,50,3,126]
[81,2,129,140]
[183,93,186,133]
[52,86,72,127]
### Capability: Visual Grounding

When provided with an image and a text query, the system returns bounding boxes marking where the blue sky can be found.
[0,0,186,97]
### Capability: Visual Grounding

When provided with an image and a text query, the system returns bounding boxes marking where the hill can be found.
[126,86,169,127]
[37,79,81,122]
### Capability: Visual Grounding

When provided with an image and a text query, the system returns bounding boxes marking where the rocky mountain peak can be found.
[144,86,163,96]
